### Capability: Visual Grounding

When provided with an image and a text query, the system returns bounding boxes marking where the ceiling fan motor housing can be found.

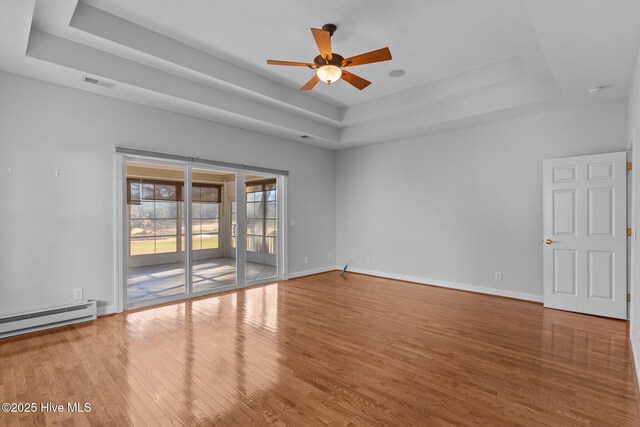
[314,53,344,68]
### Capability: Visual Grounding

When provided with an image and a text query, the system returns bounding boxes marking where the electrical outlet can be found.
[327,253,331,260]
[73,288,83,300]
[304,257,309,264]
[495,272,502,281]
[289,219,296,226]
[364,256,371,264]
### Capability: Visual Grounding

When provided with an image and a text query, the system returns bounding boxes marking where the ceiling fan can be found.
[266,24,392,92]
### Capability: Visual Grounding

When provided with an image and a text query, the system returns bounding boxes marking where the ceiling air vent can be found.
[82,75,115,89]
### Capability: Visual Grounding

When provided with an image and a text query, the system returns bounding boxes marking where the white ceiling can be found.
[81,0,517,107]
[1,0,640,149]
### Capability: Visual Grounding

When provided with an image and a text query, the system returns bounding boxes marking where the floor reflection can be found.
[119,282,281,423]
[6,273,637,425]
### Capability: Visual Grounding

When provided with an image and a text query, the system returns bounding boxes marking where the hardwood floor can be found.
[1,271,639,426]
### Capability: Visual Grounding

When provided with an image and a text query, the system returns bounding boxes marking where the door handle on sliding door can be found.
[545,239,554,245]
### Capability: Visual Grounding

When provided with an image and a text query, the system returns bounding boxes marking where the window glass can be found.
[142,183,155,199]
[128,180,180,256]
[130,237,155,256]
[245,180,277,255]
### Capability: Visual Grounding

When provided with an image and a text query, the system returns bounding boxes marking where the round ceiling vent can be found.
[388,69,406,78]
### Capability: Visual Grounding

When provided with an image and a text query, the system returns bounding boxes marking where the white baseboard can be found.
[339,266,543,303]
[632,338,640,391]
[97,304,116,316]
[287,266,337,279]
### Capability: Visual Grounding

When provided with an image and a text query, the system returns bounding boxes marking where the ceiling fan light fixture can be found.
[317,64,342,84]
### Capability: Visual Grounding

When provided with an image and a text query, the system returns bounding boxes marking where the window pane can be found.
[141,201,154,218]
[142,183,155,199]
[130,204,144,219]
[202,219,218,233]
[267,190,277,201]
[247,236,262,252]
[248,202,263,219]
[155,237,177,253]
[155,184,176,200]
[192,202,201,219]
[248,219,263,235]
[192,219,202,235]
[246,184,262,193]
[265,183,276,191]
[247,192,255,203]
[155,201,177,219]
[201,234,218,249]
[130,237,155,256]
[200,203,218,218]
[200,186,215,202]
[266,237,276,255]
[266,201,276,219]
[130,219,154,237]
[266,219,277,236]
[253,191,263,202]
[156,219,177,236]
[192,186,201,202]
[129,181,141,203]
[192,235,202,251]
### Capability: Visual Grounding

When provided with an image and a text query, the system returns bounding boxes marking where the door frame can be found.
[115,151,288,312]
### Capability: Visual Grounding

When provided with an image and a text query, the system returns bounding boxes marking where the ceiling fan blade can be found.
[341,70,371,90]
[267,59,314,67]
[343,47,392,67]
[310,28,332,60]
[300,75,321,91]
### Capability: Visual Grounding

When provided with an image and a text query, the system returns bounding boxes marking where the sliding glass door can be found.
[190,167,237,293]
[245,175,279,282]
[125,159,187,305]
[119,153,285,310]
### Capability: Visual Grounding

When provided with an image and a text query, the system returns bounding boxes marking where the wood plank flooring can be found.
[1,271,639,426]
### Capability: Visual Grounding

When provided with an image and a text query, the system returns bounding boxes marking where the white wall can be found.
[0,71,336,315]
[628,50,640,381]
[337,99,628,300]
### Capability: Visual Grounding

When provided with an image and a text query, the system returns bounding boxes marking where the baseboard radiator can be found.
[0,301,97,339]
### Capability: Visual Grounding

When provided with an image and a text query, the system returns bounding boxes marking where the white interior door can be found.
[543,152,627,319]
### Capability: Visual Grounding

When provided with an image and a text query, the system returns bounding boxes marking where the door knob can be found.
[545,239,554,245]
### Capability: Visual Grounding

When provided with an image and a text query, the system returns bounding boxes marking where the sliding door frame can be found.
[117,154,191,311]
[244,169,288,286]
[115,152,287,312]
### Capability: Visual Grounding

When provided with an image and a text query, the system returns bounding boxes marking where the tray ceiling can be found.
[0,0,639,149]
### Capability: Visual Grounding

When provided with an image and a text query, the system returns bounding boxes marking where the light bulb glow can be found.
[317,65,342,84]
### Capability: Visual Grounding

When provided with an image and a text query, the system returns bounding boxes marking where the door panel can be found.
[543,151,627,319]
[553,190,576,235]
[588,188,614,236]
[587,251,614,299]
[553,249,577,295]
